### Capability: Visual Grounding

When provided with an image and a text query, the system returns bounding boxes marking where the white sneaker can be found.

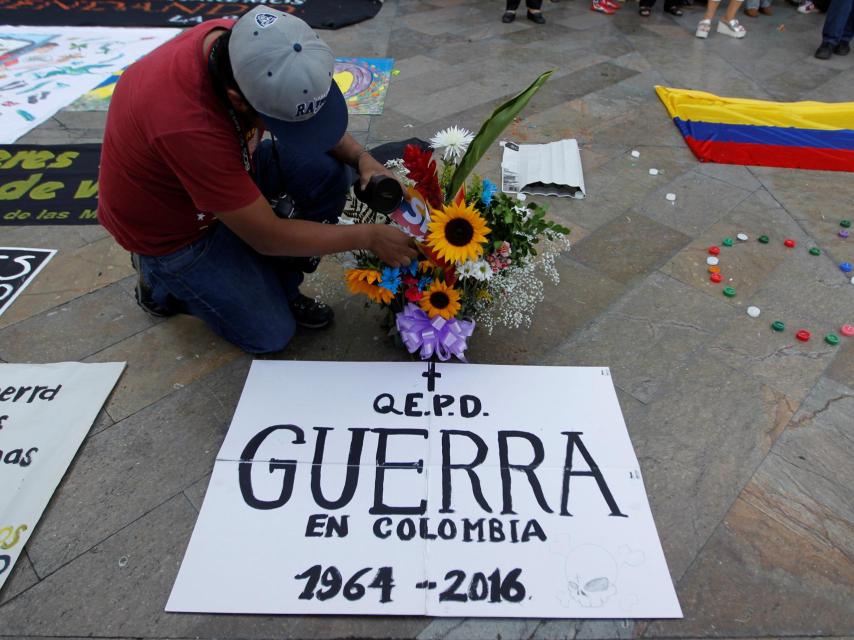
[717,18,747,37]
[696,18,712,38]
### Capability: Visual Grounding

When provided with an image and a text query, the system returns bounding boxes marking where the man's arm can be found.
[215,195,417,267]
[330,133,397,189]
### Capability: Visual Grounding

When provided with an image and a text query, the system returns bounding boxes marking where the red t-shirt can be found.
[98,20,261,256]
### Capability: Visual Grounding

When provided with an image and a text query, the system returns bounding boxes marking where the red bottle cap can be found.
[784,239,796,248]
[710,273,723,283]
[796,329,810,342]
[708,246,721,255]
[841,324,854,337]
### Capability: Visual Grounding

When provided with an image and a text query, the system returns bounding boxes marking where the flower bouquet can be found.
[342,71,570,361]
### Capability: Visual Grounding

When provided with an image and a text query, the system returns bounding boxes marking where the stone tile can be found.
[0,550,38,605]
[646,377,854,637]
[25,382,229,577]
[84,315,243,422]
[0,236,134,329]
[0,280,156,363]
[660,188,807,303]
[199,353,253,420]
[549,272,738,403]
[695,162,763,191]
[183,474,210,512]
[571,214,691,285]
[468,254,626,365]
[825,336,854,389]
[89,406,115,438]
[623,354,796,580]
[706,298,841,404]
[634,168,754,236]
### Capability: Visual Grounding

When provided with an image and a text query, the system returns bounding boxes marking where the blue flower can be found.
[481,179,497,206]
[418,276,433,291]
[404,261,419,277]
[379,266,401,292]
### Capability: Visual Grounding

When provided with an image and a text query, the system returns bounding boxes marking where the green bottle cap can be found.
[825,333,840,345]
[723,287,736,297]
[722,237,734,247]
[758,235,770,244]
[771,320,785,332]
[841,220,852,228]
[809,247,821,256]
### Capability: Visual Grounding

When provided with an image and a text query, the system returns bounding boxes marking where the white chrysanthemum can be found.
[473,259,494,281]
[457,260,478,279]
[430,126,475,163]
[514,204,532,222]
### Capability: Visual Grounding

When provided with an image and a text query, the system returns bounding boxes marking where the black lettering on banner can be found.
[459,395,482,418]
[560,431,627,517]
[369,429,428,515]
[295,565,394,603]
[310,427,367,509]
[439,430,492,514]
[438,569,526,603]
[305,514,349,538]
[238,424,304,510]
[0,554,9,577]
[372,393,401,415]
[497,431,553,515]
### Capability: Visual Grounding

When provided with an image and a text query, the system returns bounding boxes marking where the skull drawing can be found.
[563,544,618,607]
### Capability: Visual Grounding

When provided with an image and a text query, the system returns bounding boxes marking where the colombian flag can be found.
[656,86,854,172]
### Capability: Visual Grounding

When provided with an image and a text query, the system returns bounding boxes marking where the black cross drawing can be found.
[422,361,441,392]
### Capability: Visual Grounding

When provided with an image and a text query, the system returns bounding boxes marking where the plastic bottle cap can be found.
[707,256,720,266]
[737,233,749,241]
[825,334,840,346]
[666,193,677,202]
[841,219,852,228]
[841,324,854,337]
[809,247,821,256]
[851,276,854,285]
[758,235,770,244]
[796,329,810,342]
[747,306,761,318]
[723,286,736,297]
[649,168,659,175]
[516,193,527,201]
[708,246,721,256]
[710,273,723,283]
[631,150,640,158]
[841,262,853,273]
[771,320,785,332]
[840,230,850,239]
[722,237,734,247]
[708,265,721,274]
[784,239,796,248]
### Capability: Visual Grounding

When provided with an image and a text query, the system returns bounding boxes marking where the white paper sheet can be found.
[0,362,125,591]
[501,139,586,199]
[0,26,180,143]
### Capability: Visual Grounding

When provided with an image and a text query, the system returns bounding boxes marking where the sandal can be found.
[639,6,652,16]
[664,5,684,14]
[695,18,712,38]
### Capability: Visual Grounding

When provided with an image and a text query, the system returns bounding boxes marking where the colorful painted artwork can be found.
[334,57,394,116]
[0,26,179,143]
[65,66,123,111]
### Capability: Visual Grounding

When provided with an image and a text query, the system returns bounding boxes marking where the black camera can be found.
[353,175,404,214]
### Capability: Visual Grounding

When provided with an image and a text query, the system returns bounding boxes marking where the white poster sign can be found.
[0,26,180,143]
[0,362,125,591]
[168,361,682,618]
[0,247,56,317]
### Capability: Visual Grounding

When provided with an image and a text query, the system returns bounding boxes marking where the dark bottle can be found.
[354,175,404,214]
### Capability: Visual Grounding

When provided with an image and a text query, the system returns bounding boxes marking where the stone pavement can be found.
[1,0,853,638]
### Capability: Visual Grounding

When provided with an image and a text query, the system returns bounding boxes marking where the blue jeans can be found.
[138,140,353,354]
[823,0,854,44]
[745,0,770,9]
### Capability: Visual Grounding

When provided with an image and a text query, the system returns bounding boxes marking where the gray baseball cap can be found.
[229,7,348,151]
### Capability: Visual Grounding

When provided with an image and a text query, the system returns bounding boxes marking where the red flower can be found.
[403,144,443,209]
[405,287,423,302]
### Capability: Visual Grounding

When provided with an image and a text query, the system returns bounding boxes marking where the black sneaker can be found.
[130,253,176,318]
[834,41,850,55]
[290,293,334,329]
[815,42,834,59]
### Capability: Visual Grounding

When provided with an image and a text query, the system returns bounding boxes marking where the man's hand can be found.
[357,151,400,190]
[367,225,417,267]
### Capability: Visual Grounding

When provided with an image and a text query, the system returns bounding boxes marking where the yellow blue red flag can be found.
[656,86,854,172]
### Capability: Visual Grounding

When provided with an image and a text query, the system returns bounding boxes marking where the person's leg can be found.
[723,0,745,21]
[718,0,747,35]
[840,0,854,42]
[697,0,719,36]
[639,0,655,15]
[504,0,521,20]
[525,0,546,22]
[745,0,760,14]
[140,223,297,354]
[822,0,853,44]
[704,0,721,20]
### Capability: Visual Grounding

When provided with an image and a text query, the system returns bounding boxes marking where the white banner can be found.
[168,361,682,618]
[0,362,125,590]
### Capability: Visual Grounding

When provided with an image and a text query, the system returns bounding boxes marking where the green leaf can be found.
[446,70,554,203]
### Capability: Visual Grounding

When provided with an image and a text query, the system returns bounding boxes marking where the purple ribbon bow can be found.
[395,304,475,362]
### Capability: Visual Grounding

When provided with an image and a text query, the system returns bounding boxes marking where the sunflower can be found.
[346,269,394,304]
[427,201,491,265]
[419,280,461,320]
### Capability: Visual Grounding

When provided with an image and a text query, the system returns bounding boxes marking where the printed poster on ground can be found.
[168,361,682,618]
